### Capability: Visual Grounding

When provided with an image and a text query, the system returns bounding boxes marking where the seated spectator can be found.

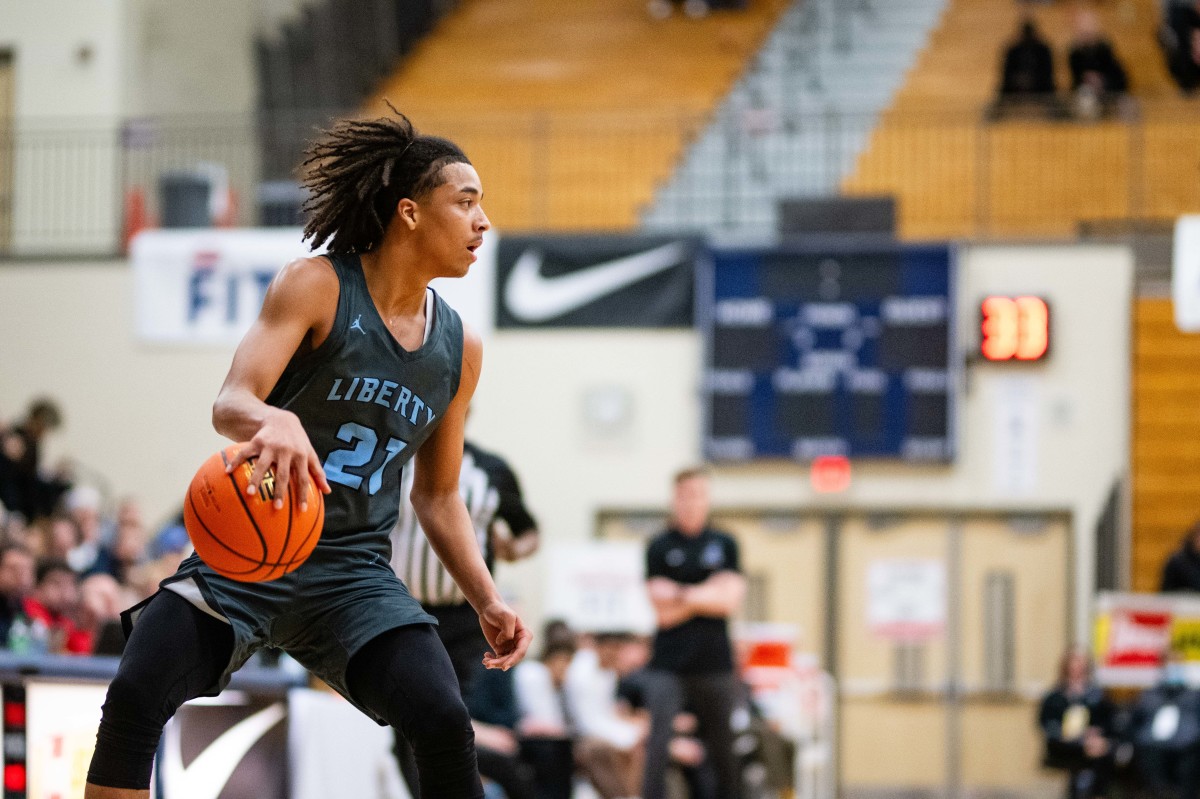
[1159,520,1200,592]
[1161,0,1200,93]
[87,500,148,585]
[76,573,127,655]
[566,632,648,799]
[0,399,71,523]
[515,640,579,799]
[1038,646,1117,799]
[647,0,711,19]
[37,513,80,564]
[466,664,539,799]
[1068,9,1129,120]
[992,19,1062,119]
[1126,650,1200,799]
[0,543,35,647]
[63,484,106,573]
[23,559,89,654]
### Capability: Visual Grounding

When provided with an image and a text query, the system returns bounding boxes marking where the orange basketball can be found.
[183,444,324,582]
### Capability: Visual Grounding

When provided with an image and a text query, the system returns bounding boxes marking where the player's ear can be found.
[397,198,419,230]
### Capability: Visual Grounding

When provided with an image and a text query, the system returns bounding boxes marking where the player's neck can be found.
[359,243,430,320]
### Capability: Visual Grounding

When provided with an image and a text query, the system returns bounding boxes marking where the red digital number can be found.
[981,296,1049,361]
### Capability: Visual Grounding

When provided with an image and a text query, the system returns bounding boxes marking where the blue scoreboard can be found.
[700,244,956,462]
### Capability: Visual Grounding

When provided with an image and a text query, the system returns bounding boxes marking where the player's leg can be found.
[346,623,484,799]
[641,670,687,799]
[85,591,235,798]
[685,671,743,799]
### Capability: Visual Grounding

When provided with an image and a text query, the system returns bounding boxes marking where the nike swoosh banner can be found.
[495,235,700,328]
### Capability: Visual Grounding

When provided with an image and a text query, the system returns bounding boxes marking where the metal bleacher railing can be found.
[1,104,1199,259]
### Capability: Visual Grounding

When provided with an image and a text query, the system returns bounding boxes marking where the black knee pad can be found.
[87,670,176,789]
[87,591,234,790]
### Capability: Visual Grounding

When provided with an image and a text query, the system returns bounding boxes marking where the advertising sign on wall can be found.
[1093,592,1200,686]
[132,229,497,345]
[495,235,699,328]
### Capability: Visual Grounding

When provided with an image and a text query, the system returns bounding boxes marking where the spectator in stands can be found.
[1067,9,1129,120]
[515,639,579,799]
[76,573,127,655]
[1161,0,1200,93]
[23,559,89,654]
[566,632,648,799]
[1159,520,1200,592]
[64,484,105,573]
[647,0,711,20]
[1038,646,1118,799]
[0,543,35,647]
[87,499,149,585]
[1126,649,1200,799]
[37,513,80,564]
[993,18,1060,119]
[466,664,539,799]
[0,398,71,523]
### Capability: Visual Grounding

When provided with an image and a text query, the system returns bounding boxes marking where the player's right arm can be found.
[213,256,336,509]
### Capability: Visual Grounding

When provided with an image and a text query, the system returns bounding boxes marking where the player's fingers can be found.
[308,451,332,495]
[245,448,271,497]
[493,627,532,671]
[272,453,293,510]
[225,441,259,474]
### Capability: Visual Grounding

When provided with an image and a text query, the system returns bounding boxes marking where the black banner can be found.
[495,235,698,328]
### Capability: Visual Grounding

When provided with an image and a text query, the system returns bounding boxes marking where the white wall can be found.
[120,0,258,117]
[0,245,1133,636]
[0,0,125,119]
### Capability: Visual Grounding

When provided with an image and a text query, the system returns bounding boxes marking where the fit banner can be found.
[494,235,700,328]
[132,228,498,345]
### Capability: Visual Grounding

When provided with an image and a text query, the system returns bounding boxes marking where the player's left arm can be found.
[410,325,532,670]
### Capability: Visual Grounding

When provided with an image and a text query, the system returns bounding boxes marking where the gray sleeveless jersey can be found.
[264,252,463,558]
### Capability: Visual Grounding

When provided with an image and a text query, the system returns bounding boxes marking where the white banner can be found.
[867,558,946,641]
[132,228,496,345]
[1173,215,1200,332]
[26,681,111,799]
[544,542,656,634]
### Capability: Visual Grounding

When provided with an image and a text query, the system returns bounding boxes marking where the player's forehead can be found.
[436,161,483,197]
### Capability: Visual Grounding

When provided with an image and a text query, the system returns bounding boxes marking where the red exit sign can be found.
[980,296,1050,361]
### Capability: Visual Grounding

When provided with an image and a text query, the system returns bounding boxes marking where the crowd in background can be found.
[1039,522,1200,799]
[0,397,192,657]
[464,617,793,799]
[1040,647,1200,799]
[993,8,1130,120]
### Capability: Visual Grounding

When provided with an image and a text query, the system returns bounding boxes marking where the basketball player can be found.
[84,109,531,799]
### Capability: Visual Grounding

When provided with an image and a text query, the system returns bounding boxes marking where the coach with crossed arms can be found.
[643,467,746,799]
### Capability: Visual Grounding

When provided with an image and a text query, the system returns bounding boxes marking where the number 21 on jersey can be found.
[323,422,408,495]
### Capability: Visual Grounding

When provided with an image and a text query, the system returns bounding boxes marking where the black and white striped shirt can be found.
[390,441,536,605]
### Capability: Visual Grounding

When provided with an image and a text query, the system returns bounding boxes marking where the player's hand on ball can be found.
[227,408,332,510]
[479,600,532,671]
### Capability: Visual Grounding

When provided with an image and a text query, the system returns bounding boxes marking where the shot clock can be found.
[979,295,1050,362]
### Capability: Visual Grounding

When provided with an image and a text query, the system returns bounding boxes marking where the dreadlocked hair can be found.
[300,106,471,254]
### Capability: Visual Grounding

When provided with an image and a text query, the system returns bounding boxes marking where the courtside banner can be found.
[494,235,700,328]
[132,228,498,345]
[1093,592,1200,687]
[132,228,317,346]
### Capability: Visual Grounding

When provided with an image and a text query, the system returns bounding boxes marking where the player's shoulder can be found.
[274,255,338,294]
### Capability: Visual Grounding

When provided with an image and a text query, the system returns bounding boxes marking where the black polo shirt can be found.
[646,527,740,674]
